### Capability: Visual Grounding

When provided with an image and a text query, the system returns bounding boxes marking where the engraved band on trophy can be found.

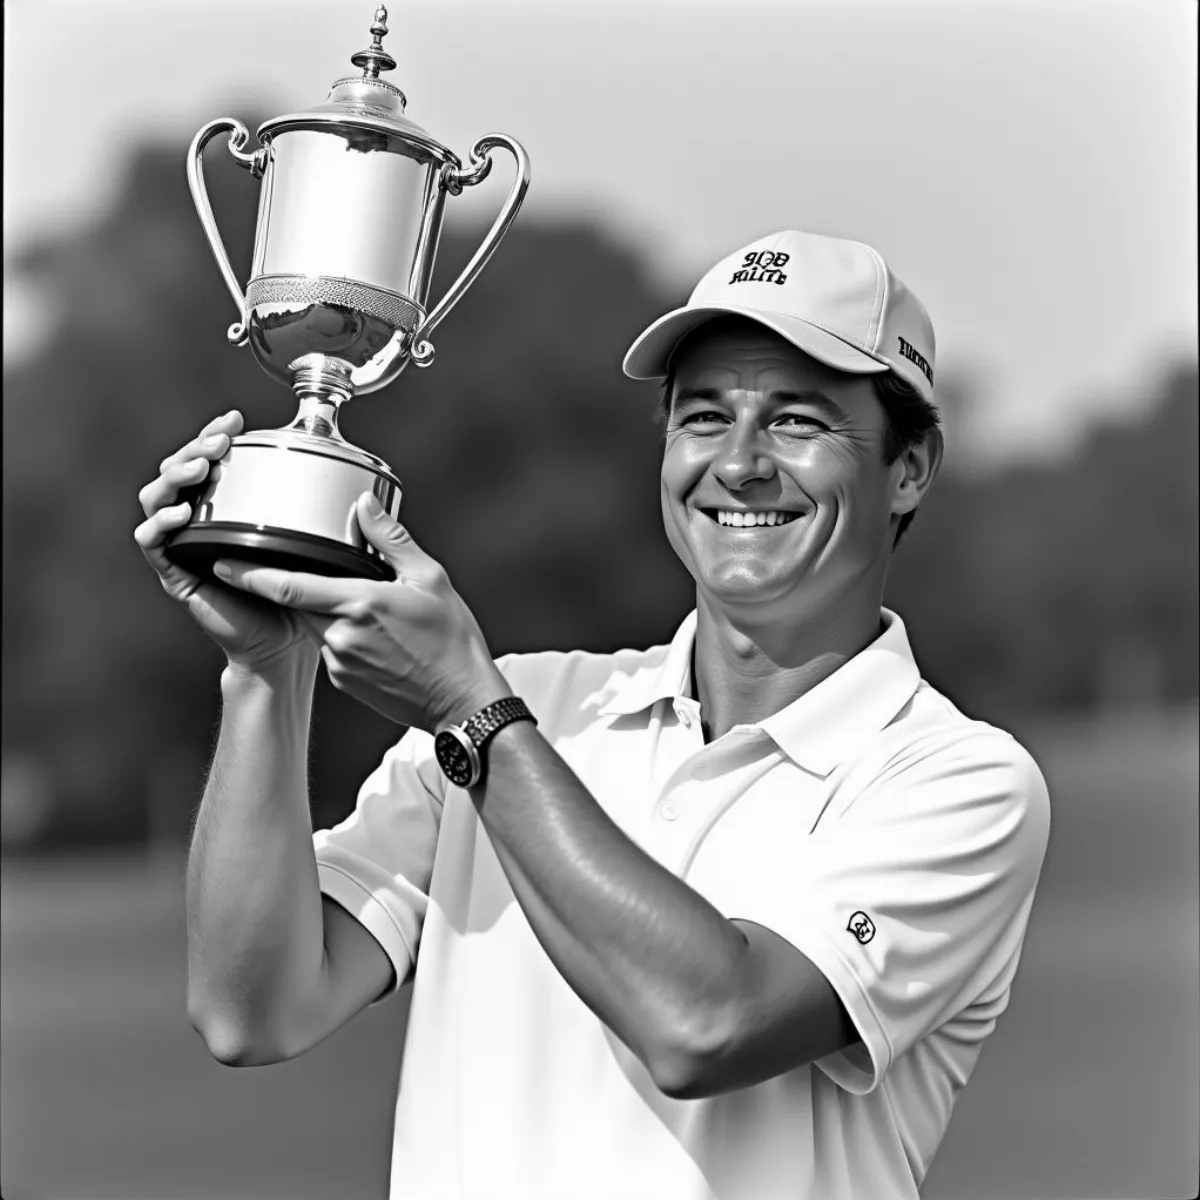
[165,6,530,581]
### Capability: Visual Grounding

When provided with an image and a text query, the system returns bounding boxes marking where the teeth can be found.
[715,510,799,527]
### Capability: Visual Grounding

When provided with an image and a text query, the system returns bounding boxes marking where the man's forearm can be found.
[186,650,326,1061]
[468,719,751,1092]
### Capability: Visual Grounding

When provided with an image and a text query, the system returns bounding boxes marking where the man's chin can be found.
[695,568,802,612]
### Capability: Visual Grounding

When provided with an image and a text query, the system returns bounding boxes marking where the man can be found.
[136,229,1050,1199]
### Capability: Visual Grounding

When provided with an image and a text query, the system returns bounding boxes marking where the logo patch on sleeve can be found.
[847,911,876,944]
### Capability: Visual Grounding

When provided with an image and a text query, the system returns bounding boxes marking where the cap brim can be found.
[621,305,891,381]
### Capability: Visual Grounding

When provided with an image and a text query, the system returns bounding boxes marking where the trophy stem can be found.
[288,354,354,438]
[288,393,345,440]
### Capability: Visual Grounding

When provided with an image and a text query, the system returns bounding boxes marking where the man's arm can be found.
[213,506,856,1095]
[468,718,857,1100]
[186,653,394,1066]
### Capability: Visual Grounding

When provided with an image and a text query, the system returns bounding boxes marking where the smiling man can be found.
[138,230,1050,1200]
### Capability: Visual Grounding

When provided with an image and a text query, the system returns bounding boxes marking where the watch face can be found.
[435,728,477,788]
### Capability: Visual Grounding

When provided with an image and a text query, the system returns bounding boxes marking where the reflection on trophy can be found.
[166,6,530,581]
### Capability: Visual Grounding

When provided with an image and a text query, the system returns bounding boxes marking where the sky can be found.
[3,0,1197,466]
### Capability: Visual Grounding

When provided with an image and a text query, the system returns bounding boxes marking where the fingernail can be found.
[363,493,384,517]
[203,434,224,450]
[212,561,232,580]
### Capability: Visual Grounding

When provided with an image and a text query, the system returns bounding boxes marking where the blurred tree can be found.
[3,129,1196,848]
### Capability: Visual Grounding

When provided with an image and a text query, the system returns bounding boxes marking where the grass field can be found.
[2,708,1197,1200]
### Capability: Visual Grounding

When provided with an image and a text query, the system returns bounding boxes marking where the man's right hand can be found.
[135,410,317,673]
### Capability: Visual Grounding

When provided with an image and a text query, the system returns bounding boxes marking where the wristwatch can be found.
[434,697,536,788]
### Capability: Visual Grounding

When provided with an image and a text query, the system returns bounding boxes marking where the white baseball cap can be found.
[622,230,936,403]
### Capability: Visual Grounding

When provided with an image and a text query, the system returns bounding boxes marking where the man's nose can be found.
[712,421,777,489]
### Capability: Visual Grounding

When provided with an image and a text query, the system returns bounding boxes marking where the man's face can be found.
[660,323,907,622]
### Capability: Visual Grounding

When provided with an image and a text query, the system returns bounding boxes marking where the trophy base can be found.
[168,522,394,581]
[162,416,402,583]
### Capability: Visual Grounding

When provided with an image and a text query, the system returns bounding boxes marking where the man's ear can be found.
[890,427,944,517]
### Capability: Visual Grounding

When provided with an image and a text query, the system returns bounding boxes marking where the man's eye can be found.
[681,411,729,427]
[775,414,829,431]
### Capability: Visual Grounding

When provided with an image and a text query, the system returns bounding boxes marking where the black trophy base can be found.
[165,523,394,582]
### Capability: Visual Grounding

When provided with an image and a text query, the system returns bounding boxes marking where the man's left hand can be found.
[213,493,511,731]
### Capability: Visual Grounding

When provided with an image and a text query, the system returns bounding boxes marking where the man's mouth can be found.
[701,508,803,528]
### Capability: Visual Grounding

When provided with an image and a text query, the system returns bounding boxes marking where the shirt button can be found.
[660,800,679,821]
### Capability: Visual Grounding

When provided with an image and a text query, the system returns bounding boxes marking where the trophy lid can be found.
[257,6,459,165]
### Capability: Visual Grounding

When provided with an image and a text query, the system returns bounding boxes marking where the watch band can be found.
[461,696,536,753]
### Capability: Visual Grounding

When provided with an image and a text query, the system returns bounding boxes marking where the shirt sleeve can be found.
[312,726,446,1004]
[721,729,1050,1094]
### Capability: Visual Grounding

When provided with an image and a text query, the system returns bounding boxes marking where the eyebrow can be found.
[671,387,852,424]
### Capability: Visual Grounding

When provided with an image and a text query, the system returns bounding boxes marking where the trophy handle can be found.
[187,118,266,348]
[409,134,531,368]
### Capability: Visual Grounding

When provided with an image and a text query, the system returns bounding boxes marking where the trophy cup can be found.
[165,6,529,581]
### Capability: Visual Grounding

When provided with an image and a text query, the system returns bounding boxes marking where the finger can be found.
[158,410,243,474]
[212,560,368,615]
[133,504,204,597]
[134,500,195,552]
[138,456,213,519]
[355,493,441,581]
[158,429,229,477]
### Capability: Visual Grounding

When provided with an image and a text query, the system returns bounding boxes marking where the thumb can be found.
[356,492,432,572]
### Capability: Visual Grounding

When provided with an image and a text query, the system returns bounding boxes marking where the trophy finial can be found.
[350,5,398,79]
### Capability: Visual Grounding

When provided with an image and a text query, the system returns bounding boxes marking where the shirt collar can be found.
[597,611,697,718]
[598,608,921,777]
[758,609,921,776]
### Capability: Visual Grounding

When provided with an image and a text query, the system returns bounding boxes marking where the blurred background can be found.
[2,1,1196,1197]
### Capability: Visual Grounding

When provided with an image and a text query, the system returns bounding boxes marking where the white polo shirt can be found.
[313,609,1050,1200]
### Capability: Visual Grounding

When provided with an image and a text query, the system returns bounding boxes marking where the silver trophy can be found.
[166,6,529,580]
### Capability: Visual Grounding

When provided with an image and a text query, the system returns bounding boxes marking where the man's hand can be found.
[135,410,320,675]
[213,492,511,731]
